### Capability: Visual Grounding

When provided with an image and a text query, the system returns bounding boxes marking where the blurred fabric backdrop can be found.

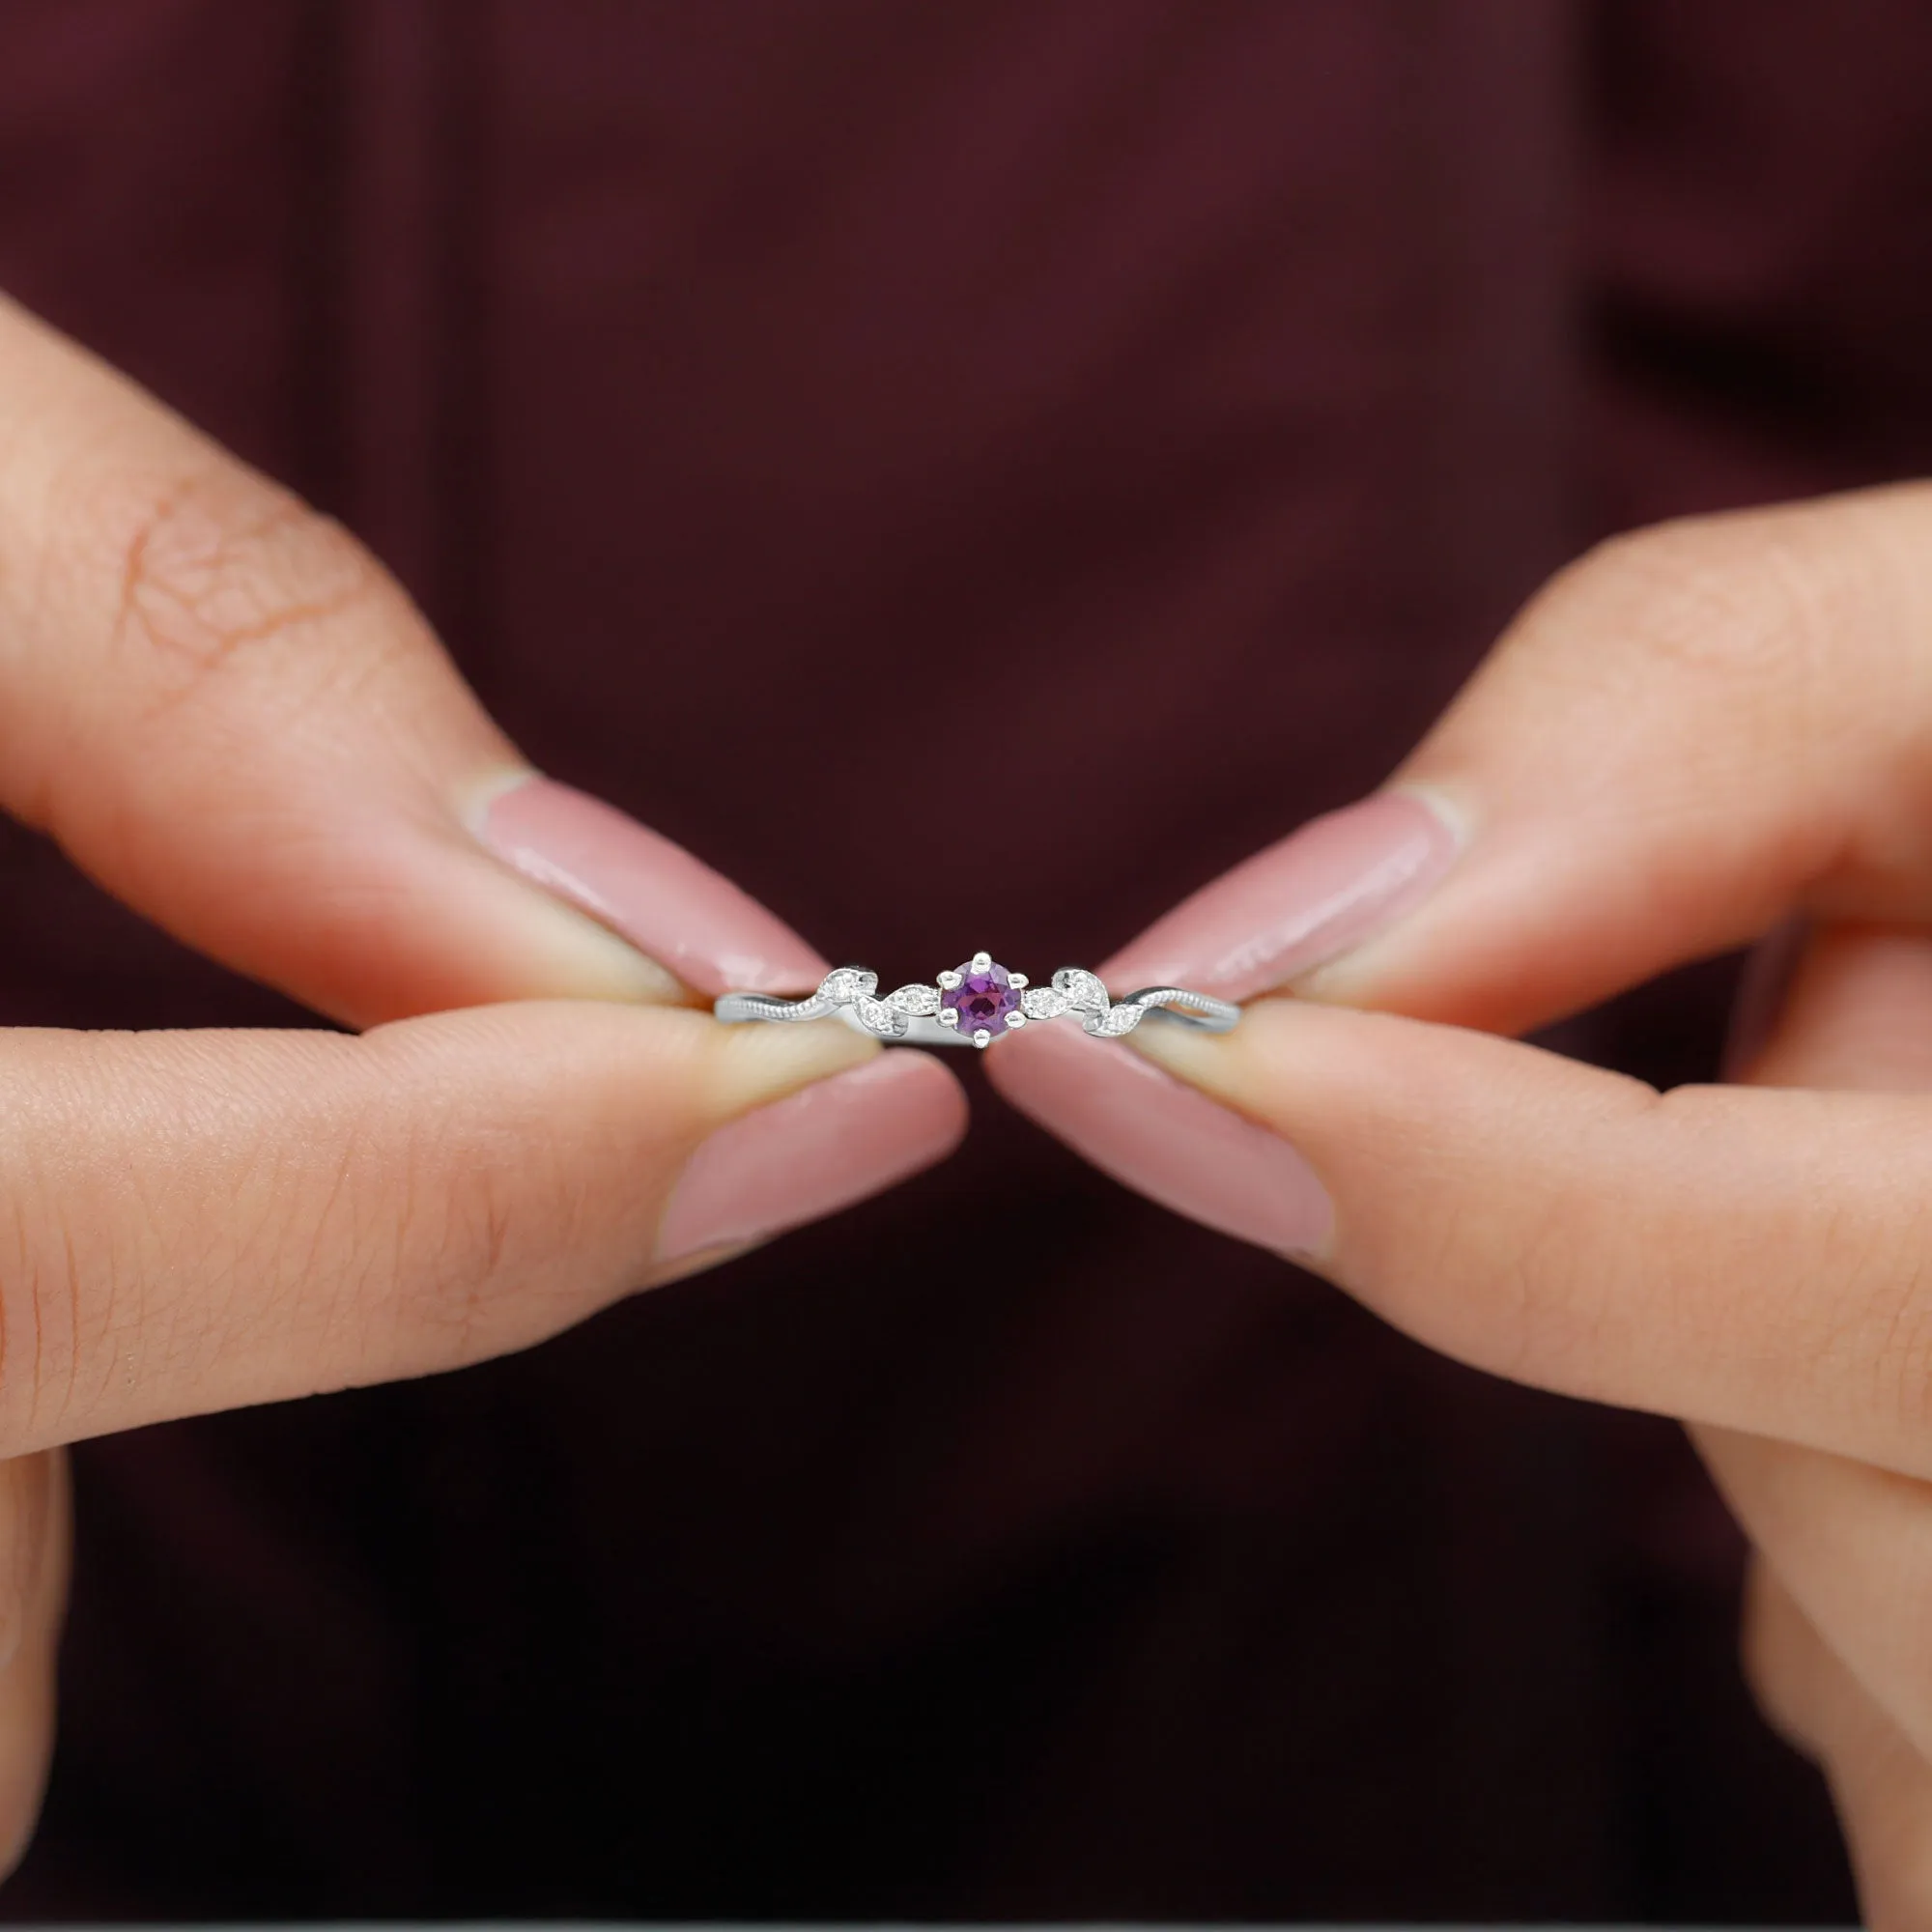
[6,0,1932,1918]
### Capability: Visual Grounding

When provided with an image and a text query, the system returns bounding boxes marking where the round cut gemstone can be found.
[942,959,1020,1037]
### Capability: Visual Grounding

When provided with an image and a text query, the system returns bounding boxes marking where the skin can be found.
[5,274,1924,1905]
[1031,488,1932,1923]
[0,295,950,1865]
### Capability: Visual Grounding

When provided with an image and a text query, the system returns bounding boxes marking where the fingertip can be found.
[700,1010,884,1116]
[866,1045,974,1154]
[655,1047,969,1266]
[988,1015,1333,1256]
[1122,995,1389,1145]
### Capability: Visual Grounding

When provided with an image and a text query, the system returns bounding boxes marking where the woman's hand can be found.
[0,295,966,1866]
[990,486,1932,1921]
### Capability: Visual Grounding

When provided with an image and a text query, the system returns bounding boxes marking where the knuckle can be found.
[1866,1240,1932,1444]
[1772,1160,1932,1447]
[362,1108,591,1374]
[73,463,394,717]
[0,1036,202,1452]
[1470,1080,1663,1396]
[0,1181,84,1456]
[1523,509,1863,697]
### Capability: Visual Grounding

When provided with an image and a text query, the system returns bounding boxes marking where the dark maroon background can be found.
[4,0,1931,1918]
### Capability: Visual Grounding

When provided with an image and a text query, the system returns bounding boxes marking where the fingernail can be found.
[1102,789,1461,1004]
[656,1051,968,1265]
[477,776,830,999]
[989,1020,1332,1257]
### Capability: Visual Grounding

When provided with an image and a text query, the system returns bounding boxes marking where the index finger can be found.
[1109,997,1932,1482]
[0,1001,971,1457]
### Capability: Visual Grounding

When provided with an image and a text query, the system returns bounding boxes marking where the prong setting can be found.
[938,1007,960,1028]
[1004,1010,1027,1029]
[972,1028,992,1048]
[970,951,992,972]
[936,969,963,990]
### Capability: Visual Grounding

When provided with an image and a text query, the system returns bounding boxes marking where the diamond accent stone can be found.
[886,982,941,1016]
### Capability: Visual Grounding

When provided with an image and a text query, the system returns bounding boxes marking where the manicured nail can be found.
[989,1020,1331,1256]
[656,1051,968,1265]
[1102,789,1460,1004]
[479,776,829,998]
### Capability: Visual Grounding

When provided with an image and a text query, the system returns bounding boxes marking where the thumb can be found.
[0,293,823,1028]
[0,298,970,1291]
[1098,486,1932,1036]
[989,487,1932,1326]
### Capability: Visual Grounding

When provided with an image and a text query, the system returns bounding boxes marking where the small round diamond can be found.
[941,958,1020,1039]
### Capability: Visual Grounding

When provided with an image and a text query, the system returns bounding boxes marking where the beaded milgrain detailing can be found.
[714,952,1239,1050]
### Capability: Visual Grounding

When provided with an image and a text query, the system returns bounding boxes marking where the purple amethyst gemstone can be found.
[942,959,1020,1038]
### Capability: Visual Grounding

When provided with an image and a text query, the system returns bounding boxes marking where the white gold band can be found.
[714,951,1239,1051]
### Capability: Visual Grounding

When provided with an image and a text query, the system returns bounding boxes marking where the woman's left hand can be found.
[990,486,1932,1921]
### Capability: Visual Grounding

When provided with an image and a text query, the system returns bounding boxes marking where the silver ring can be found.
[714,951,1239,1050]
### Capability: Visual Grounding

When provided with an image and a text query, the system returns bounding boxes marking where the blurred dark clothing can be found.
[2,0,1926,1918]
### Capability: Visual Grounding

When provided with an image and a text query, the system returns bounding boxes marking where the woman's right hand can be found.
[0,293,968,1866]
[991,483,1932,1920]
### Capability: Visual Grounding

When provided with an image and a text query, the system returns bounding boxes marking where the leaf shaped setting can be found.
[1051,967,1110,1013]
[818,966,878,1003]
[852,995,909,1037]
